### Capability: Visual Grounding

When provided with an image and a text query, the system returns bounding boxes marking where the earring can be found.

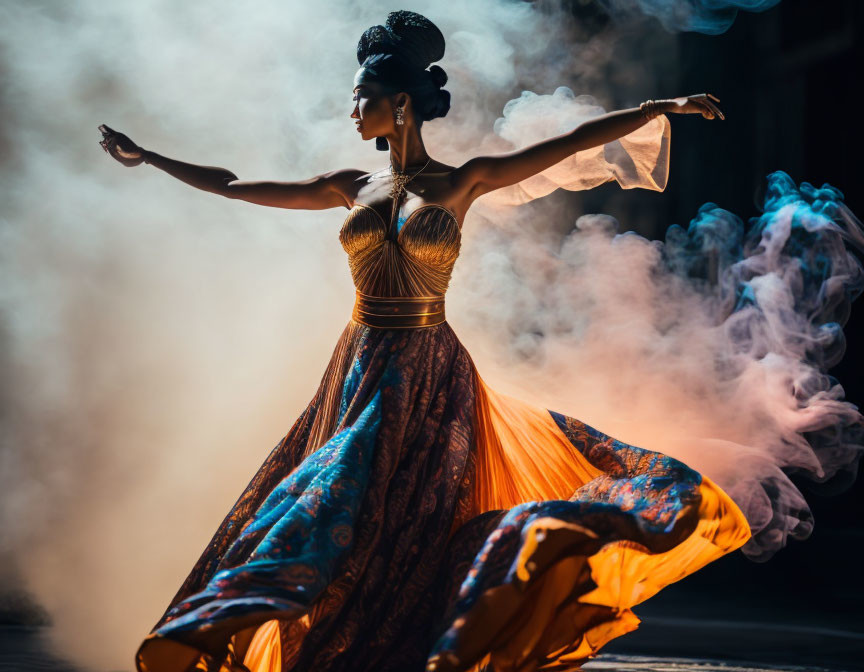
[395,106,405,126]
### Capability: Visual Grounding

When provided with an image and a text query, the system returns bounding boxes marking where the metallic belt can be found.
[352,289,446,329]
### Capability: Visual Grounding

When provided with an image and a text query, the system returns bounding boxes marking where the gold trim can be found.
[350,201,460,229]
[356,309,443,317]
[352,290,447,329]
[351,319,446,330]
[355,289,445,301]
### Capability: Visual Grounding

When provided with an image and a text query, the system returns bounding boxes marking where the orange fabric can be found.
[464,368,752,666]
[489,474,752,666]
[134,634,207,672]
[574,474,751,611]
[242,620,281,672]
[470,369,605,515]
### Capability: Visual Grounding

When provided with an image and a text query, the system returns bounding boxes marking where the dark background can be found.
[573,0,864,667]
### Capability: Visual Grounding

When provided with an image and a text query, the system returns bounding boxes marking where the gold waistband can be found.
[352,290,446,329]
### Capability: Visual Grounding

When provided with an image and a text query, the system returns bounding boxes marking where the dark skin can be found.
[98,84,722,229]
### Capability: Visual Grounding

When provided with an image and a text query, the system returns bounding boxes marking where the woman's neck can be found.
[387,126,429,171]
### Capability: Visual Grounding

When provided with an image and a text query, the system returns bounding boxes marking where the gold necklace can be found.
[388,157,432,201]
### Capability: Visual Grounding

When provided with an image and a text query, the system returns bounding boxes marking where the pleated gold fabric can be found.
[339,202,461,297]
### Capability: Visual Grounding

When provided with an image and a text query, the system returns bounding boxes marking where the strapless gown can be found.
[134,201,752,672]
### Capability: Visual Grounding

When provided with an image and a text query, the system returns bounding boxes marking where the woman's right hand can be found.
[98,124,145,167]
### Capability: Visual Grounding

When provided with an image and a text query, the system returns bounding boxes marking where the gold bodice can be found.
[339,203,462,298]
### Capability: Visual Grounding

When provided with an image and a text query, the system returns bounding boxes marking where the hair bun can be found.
[429,88,451,121]
[428,64,448,88]
[357,10,445,69]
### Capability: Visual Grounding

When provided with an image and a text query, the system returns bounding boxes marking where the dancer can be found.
[100,10,749,672]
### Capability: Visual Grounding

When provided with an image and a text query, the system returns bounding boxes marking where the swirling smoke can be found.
[598,0,783,34]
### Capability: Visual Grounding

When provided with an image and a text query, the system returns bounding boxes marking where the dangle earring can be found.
[395,106,405,126]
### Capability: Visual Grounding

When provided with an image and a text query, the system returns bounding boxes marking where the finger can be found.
[705,100,724,120]
[697,99,719,119]
[707,93,720,103]
[99,123,117,136]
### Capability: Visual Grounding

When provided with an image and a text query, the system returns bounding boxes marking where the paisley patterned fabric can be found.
[134,202,752,672]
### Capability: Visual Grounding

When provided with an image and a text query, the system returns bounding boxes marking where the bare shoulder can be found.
[449,155,488,184]
[446,156,499,207]
[321,168,370,208]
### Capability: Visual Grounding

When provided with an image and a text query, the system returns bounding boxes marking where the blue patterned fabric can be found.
[152,389,382,639]
[426,410,704,665]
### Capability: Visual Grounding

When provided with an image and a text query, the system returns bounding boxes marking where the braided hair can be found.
[353,10,451,150]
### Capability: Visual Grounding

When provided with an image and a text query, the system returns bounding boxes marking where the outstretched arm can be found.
[98,124,364,210]
[452,94,723,201]
[218,170,366,209]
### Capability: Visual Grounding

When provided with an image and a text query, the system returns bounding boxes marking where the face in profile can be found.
[352,82,400,141]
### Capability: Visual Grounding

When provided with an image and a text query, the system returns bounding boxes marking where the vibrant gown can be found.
[134,193,752,672]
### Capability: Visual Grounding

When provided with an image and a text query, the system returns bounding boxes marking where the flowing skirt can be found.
[135,318,751,672]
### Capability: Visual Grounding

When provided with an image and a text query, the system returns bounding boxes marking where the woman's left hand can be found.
[666,93,724,120]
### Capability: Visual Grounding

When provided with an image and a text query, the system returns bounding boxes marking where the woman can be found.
[99,10,749,672]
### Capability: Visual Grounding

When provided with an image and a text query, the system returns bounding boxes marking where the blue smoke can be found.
[599,0,782,34]
[663,171,864,560]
